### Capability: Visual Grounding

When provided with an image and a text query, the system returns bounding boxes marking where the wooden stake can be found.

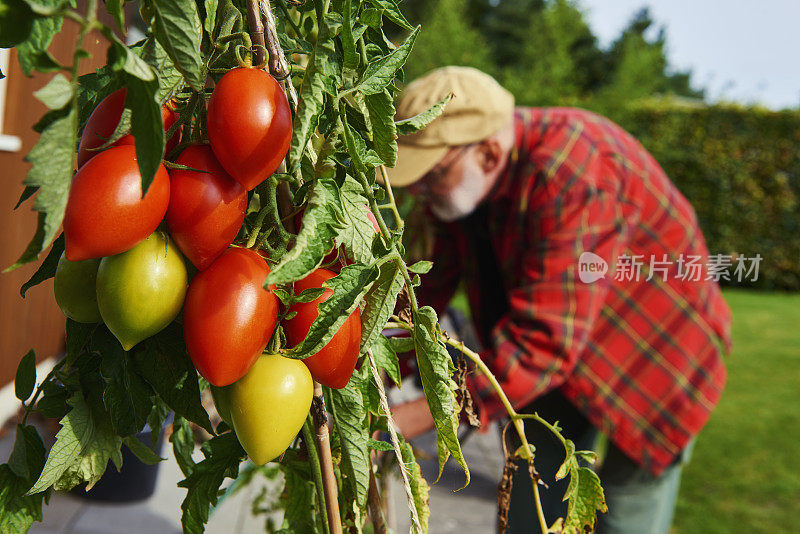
[312,381,342,534]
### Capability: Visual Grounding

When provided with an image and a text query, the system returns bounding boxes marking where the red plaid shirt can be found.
[419,107,732,476]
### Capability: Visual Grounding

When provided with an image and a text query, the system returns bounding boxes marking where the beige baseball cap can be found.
[386,66,515,187]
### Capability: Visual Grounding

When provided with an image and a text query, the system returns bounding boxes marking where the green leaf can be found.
[125,74,164,193]
[279,454,318,532]
[203,0,217,38]
[150,0,204,92]
[266,179,347,285]
[33,73,73,109]
[8,424,45,484]
[0,466,46,533]
[367,438,393,452]
[407,260,433,274]
[342,115,369,173]
[28,392,123,494]
[369,335,401,387]
[14,185,38,210]
[330,367,370,510]
[555,440,608,534]
[364,89,397,166]
[93,327,153,437]
[20,233,63,297]
[400,439,430,533]
[356,26,418,95]
[8,103,77,270]
[170,416,196,478]
[395,93,453,136]
[107,37,156,82]
[135,323,214,433]
[287,263,378,359]
[14,350,36,402]
[337,175,377,265]
[364,0,414,31]
[16,0,63,76]
[288,12,338,172]
[123,436,165,465]
[359,258,403,355]
[359,7,383,29]
[341,0,359,71]
[178,432,246,534]
[105,0,125,31]
[413,306,469,484]
[140,37,185,103]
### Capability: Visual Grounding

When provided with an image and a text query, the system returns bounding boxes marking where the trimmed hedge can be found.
[613,102,800,290]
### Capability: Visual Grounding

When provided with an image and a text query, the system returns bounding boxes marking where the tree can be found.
[403,0,493,82]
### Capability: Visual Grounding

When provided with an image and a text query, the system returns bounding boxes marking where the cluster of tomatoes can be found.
[53,67,362,464]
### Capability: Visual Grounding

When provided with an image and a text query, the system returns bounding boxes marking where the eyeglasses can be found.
[415,144,475,192]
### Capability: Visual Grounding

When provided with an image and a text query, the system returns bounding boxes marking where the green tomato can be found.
[224,353,313,465]
[54,253,102,323]
[96,231,188,350]
[210,385,233,428]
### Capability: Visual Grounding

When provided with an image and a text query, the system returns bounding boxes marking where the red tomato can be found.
[77,88,181,168]
[206,68,292,191]
[183,248,280,387]
[63,145,170,261]
[166,145,247,270]
[284,268,361,389]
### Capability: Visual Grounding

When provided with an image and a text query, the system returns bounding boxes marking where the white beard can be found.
[429,168,486,222]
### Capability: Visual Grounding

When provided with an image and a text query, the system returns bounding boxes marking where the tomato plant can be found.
[2,0,604,532]
[285,268,361,389]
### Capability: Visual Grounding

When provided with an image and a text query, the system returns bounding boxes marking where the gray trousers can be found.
[506,392,691,534]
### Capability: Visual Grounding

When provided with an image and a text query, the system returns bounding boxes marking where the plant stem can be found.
[366,350,423,533]
[311,381,342,534]
[303,416,331,534]
[378,165,404,233]
[385,320,550,534]
[245,0,268,67]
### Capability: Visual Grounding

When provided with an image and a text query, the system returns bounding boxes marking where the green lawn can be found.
[674,290,800,533]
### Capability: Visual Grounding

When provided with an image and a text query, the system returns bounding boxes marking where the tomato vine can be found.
[0,0,607,532]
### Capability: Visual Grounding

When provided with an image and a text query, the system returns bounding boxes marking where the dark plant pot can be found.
[71,418,169,503]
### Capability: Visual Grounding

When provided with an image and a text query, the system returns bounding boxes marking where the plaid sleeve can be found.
[469,169,629,422]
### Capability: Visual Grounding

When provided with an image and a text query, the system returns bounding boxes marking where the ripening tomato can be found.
[53,253,102,323]
[206,68,292,190]
[76,88,180,168]
[284,268,361,389]
[63,145,170,262]
[216,353,313,465]
[183,248,280,386]
[96,232,188,351]
[166,145,247,270]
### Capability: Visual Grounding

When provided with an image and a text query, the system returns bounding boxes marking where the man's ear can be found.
[478,138,504,174]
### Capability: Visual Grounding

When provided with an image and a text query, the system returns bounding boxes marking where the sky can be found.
[579,0,800,109]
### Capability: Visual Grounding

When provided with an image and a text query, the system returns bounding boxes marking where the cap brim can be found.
[382,144,449,187]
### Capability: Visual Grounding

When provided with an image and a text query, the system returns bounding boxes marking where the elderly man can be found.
[388,67,731,533]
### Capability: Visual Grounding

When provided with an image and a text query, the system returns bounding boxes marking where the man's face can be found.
[407,145,489,222]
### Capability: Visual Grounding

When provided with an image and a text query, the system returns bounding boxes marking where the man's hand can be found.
[391,396,436,440]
